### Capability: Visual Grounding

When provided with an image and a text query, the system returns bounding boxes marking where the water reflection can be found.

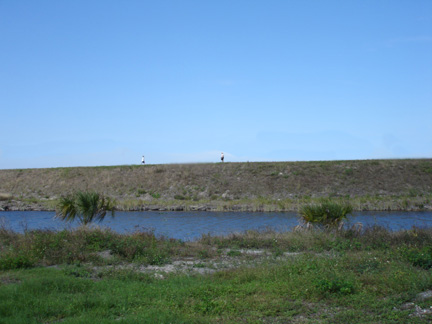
[1,211,431,241]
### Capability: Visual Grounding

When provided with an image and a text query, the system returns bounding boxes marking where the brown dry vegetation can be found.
[0,159,431,211]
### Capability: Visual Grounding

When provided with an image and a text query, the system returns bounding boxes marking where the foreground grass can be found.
[1,226,432,323]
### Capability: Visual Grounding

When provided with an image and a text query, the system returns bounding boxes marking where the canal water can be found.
[1,211,431,241]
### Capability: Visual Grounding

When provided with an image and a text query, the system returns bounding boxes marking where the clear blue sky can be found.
[1,1,431,169]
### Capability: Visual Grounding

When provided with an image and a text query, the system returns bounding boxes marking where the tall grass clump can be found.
[56,191,115,225]
[299,199,353,227]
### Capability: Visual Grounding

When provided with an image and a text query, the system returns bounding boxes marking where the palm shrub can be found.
[56,191,115,225]
[299,199,353,228]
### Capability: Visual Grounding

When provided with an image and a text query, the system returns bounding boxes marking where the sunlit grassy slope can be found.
[0,159,431,211]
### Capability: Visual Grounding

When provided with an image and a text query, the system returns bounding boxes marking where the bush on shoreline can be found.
[299,200,353,227]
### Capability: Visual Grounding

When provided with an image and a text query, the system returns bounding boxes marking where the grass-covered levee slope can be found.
[0,225,431,323]
[1,158,432,211]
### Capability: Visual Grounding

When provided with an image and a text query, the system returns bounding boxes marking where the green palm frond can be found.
[56,191,115,225]
[299,199,352,227]
[57,196,78,223]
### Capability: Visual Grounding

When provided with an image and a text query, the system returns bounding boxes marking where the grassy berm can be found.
[0,226,431,323]
[0,158,432,211]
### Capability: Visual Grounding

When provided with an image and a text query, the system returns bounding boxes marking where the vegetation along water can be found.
[0,158,431,212]
[0,159,431,322]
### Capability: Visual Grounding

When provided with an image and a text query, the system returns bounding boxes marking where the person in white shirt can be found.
[221,152,224,162]
[141,156,145,164]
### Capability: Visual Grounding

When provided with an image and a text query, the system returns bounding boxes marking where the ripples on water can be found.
[1,211,431,241]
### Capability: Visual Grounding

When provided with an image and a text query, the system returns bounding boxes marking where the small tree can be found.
[299,199,353,228]
[56,191,115,225]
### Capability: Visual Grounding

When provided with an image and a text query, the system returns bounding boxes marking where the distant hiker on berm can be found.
[221,152,224,162]
[141,156,145,164]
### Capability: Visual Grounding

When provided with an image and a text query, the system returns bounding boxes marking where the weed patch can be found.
[315,277,357,295]
[0,251,35,270]
[402,246,432,269]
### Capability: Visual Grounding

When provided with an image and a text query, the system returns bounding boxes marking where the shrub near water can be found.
[299,199,353,227]
[0,227,182,268]
[109,231,172,265]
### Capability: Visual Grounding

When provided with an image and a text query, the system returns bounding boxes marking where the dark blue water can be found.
[0,211,431,241]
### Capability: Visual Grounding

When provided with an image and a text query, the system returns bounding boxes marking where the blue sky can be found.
[1,1,431,169]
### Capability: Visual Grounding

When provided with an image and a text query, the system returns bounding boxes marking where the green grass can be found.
[1,249,431,323]
[1,226,432,322]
